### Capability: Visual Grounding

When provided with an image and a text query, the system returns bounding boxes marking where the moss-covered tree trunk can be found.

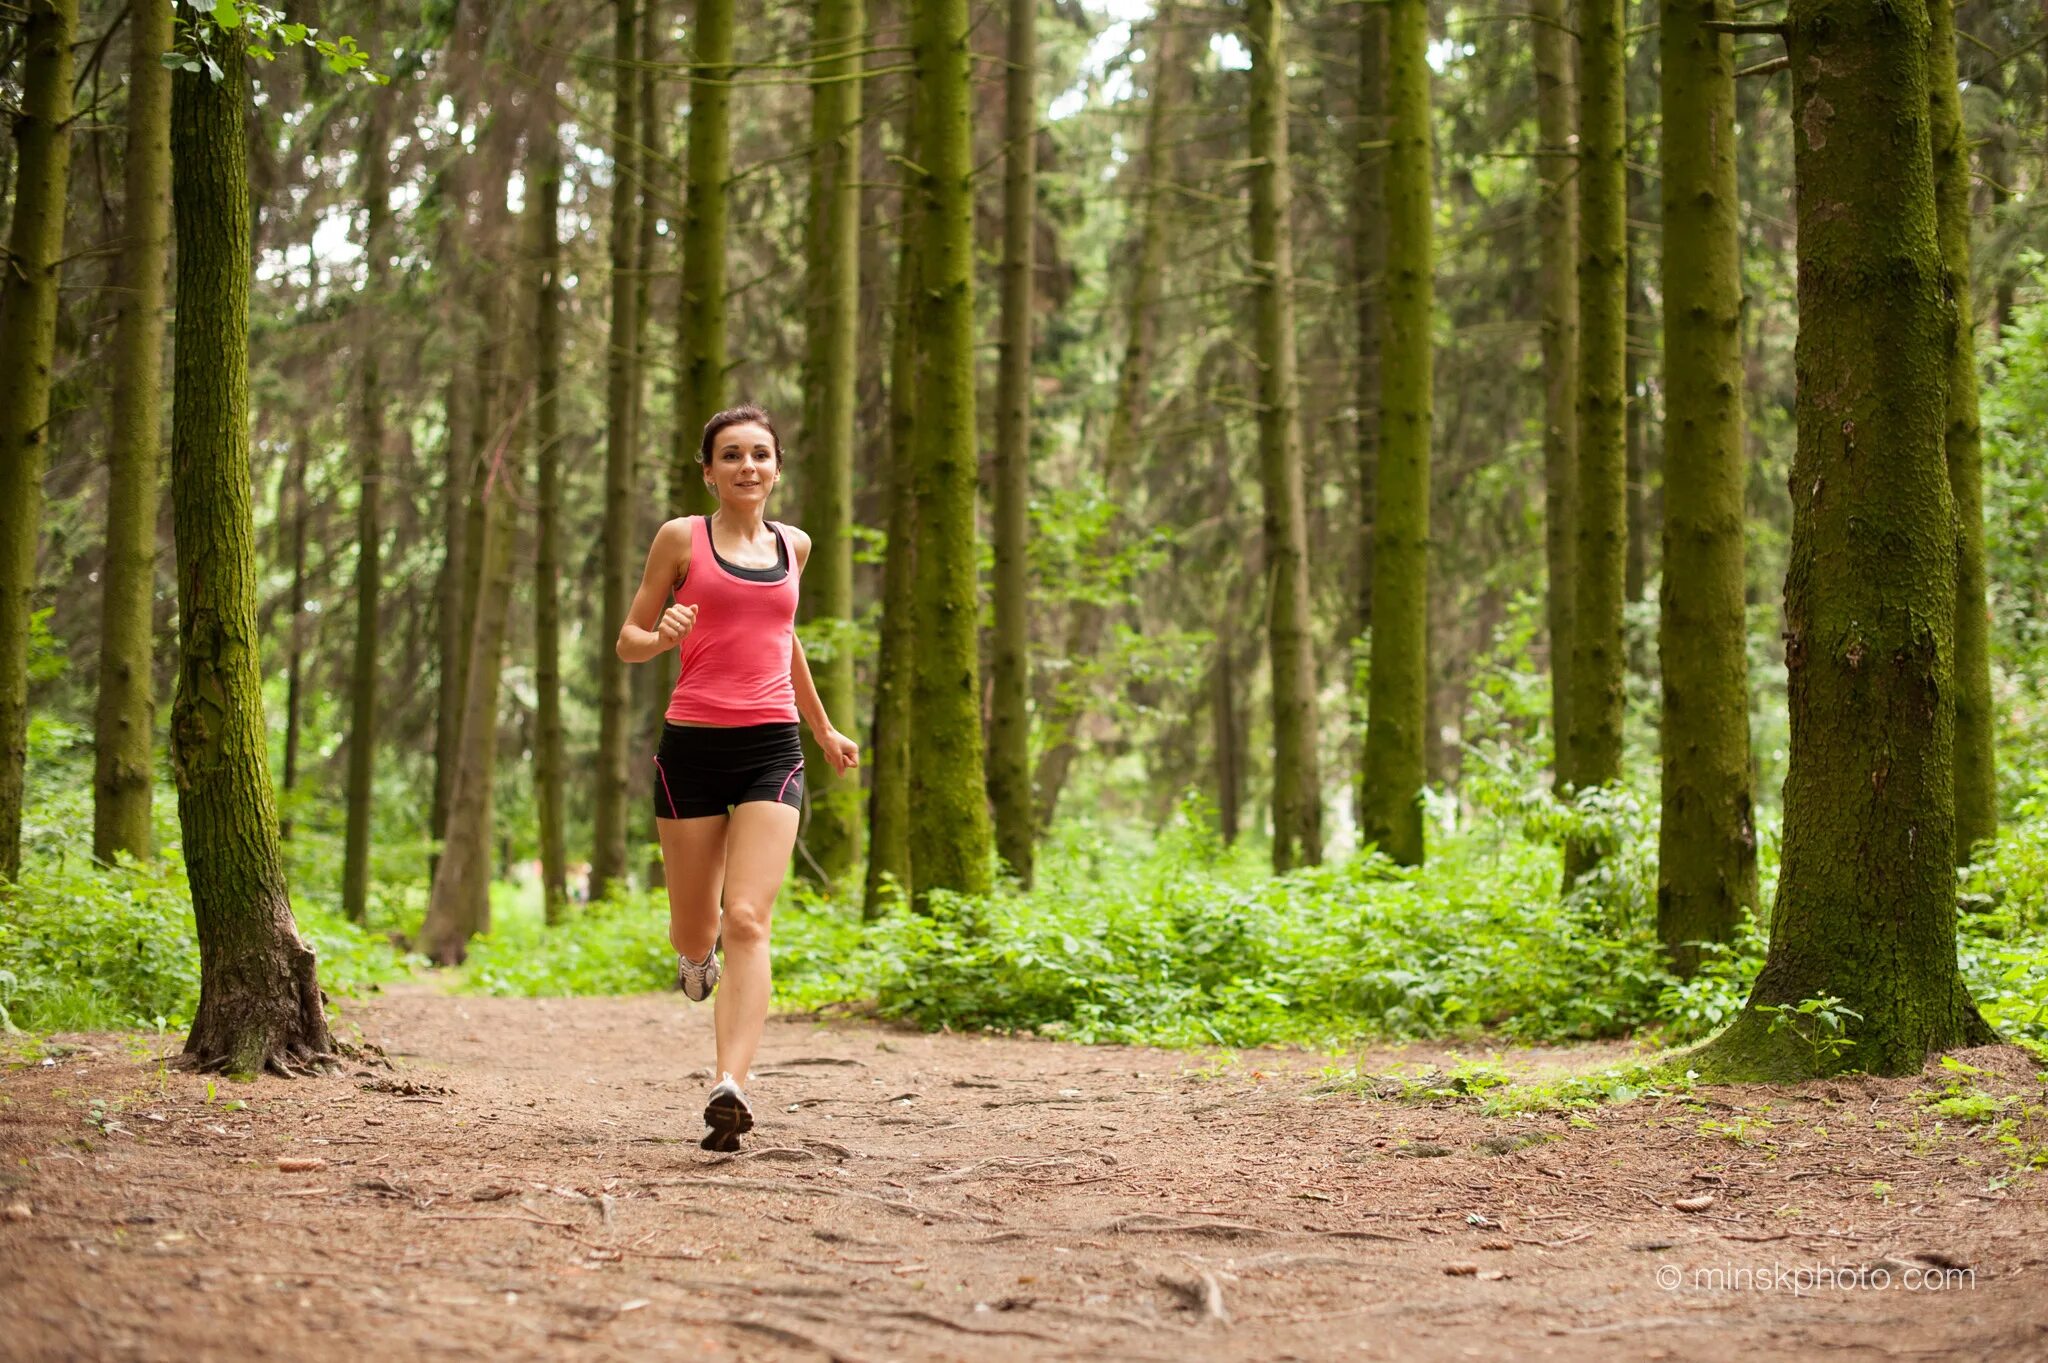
[169,31,334,1074]
[864,83,921,915]
[671,0,732,515]
[908,0,994,900]
[1350,0,1385,828]
[1535,0,1579,793]
[1931,0,1995,859]
[342,56,392,923]
[1246,0,1321,872]
[0,0,75,882]
[279,438,310,840]
[1689,0,1994,1080]
[531,129,570,927]
[1032,3,1178,837]
[1656,0,1756,973]
[1566,0,1628,880]
[1359,0,1431,868]
[987,0,1037,885]
[592,0,640,901]
[93,0,171,865]
[631,0,668,892]
[800,0,867,891]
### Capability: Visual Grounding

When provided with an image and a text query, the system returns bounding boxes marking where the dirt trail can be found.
[2,985,2044,1361]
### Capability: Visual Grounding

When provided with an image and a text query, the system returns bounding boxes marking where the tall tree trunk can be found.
[169,33,334,1075]
[280,438,309,840]
[1657,0,1756,974]
[1032,3,1178,836]
[342,54,393,923]
[430,371,474,878]
[1535,0,1579,791]
[1358,0,1431,868]
[93,0,171,865]
[864,84,922,915]
[592,0,641,901]
[419,409,523,964]
[1566,0,1628,880]
[0,0,75,882]
[1351,0,1386,829]
[672,0,733,513]
[531,131,570,926]
[1931,0,1995,859]
[633,0,667,890]
[1246,0,1321,872]
[987,0,1036,884]
[1690,0,1994,1080]
[907,0,995,900]
[800,0,867,890]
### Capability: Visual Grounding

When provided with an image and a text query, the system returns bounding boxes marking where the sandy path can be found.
[2,985,2043,1360]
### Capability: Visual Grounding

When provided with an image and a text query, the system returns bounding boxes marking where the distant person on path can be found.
[617,405,860,1151]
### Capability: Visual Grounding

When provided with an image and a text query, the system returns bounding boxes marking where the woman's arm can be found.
[616,519,695,663]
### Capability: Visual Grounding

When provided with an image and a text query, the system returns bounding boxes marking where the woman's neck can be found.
[712,504,769,538]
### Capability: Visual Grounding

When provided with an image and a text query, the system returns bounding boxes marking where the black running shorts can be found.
[652,722,805,821]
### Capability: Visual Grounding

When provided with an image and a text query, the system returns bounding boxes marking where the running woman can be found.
[616,404,859,1151]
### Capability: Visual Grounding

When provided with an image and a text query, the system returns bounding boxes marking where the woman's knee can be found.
[721,899,774,949]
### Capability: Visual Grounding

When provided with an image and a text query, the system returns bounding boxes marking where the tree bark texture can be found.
[0,0,75,882]
[280,438,309,839]
[430,370,474,877]
[908,0,995,900]
[864,84,922,915]
[1566,0,1629,879]
[987,0,1037,885]
[93,0,171,865]
[1691,0,1994,1079]
[672,0,733,516]
[800,0,867,890]
[1246,0,1322,872]
[1930,0,1995,859]
[1351,0,1386,828]
[342,59,393,921]
[1031,4,1178,838]
[592,0,641,901]
[1535,0,1579,792]
[1359,0,1432,869]
[531,130,570,926]
[1657,0,1757,973]
[169,33,335,1074]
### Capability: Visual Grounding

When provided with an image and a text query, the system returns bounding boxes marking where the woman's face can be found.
[704,421,781,504]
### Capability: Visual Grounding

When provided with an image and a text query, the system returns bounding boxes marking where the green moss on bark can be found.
[1535,0,1578,796]
[1359,0,1431,869]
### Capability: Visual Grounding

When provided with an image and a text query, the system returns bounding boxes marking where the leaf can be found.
[202,54,224,81]
[160,51,187,68]
[185,0,214,13]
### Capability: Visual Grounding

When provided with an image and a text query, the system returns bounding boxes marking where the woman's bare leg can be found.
[656,815,727,960]
[712,800,801,1084]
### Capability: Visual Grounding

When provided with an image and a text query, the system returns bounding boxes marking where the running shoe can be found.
[701,1073,754,1152]
[676,947,720,1002]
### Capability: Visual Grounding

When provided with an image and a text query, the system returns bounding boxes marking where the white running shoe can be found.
[702,1073,754,1152]
[676,948,720,1002]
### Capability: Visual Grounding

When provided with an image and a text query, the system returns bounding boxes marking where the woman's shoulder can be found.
[776,522,813,563]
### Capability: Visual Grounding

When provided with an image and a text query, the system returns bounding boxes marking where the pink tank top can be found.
[665,516,800,726]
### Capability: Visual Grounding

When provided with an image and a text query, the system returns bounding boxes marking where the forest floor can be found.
[3,985,2045,1362]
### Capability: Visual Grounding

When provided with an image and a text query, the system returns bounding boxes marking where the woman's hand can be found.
[655,603,698,650]
[817,728,860,775]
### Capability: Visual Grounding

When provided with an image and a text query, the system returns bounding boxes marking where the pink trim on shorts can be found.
[777,762,805,805]
[653,754,681,819]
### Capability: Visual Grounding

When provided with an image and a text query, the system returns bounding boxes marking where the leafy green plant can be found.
[1756,996,1862,1075]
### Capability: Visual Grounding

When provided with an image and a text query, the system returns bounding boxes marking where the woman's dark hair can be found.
[699,404,784,469]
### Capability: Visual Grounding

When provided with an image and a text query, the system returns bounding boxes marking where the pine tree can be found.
[987,0,1037,884]
[1567,0,1628,878]
[1931,0,1995,858]
[592,0,641,901]
[93,0,172,865]
[1350,0,1386,826]
[1359,0,1432,868]
[1534,0,1579,794]
[800,0,867,889]
[0,0,75,881]
[1690,0,1995,1079]
[907,0,994,898]
[1246,0,1321,871]
[531,125,570,926]
[169,29,334,1073]
[672,0,733,512]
